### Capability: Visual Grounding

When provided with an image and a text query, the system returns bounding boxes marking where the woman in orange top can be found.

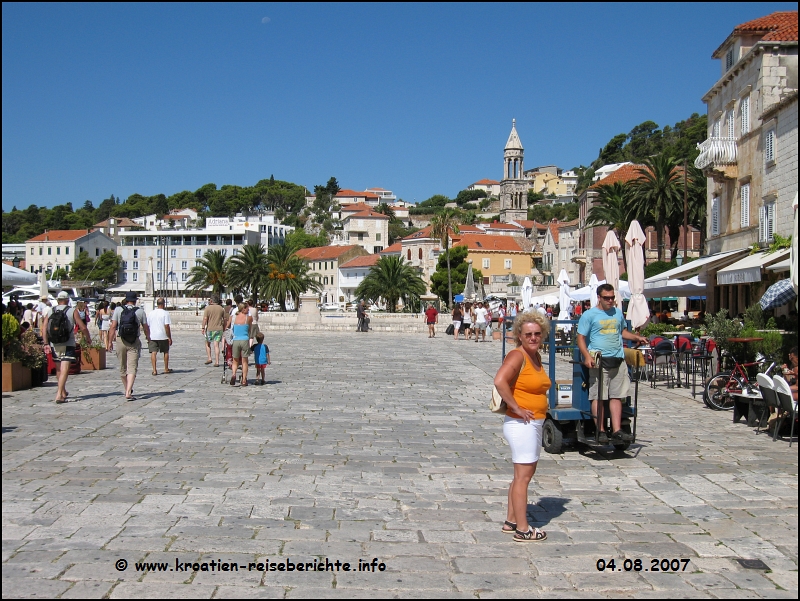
[493,310,551,542]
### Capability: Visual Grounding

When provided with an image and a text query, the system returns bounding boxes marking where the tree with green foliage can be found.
[312,177,340,224]
[355,255,426,313]
[92,251,122,285]
[261,243,321,311]
[284,228,328,249]
[585,181,637,266]
[226,244,270,304]
[631,156,683,262]
[429,208,461,309]
[430,245,483,304]
[455,189,487,206]
[375,203,396,221]
[187,249,228,296]
[68,251,95,281]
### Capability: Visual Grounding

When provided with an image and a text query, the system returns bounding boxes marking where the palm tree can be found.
[187,249,228,296]
[631,155,683,262]
[375,203,396,222]
[226,243,269,304]
[686,163,708,253]
[355,255,426,313]
[586,182,638,267]
[429,208,461,309]
[260,243,321,311]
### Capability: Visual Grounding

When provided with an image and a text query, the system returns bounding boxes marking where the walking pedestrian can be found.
[108,292,150,401]
[356,300,368,332]
[452,303,463,341]
[425,303,438,338]
[252,332,271,385]
[148,297,173,375]
[42,291,90,403]
[230,303,252,386]
[96,301,111,347]
[202,294,226,366]
[494,310,551,542]
[473,301,489,342]
[462,302,473,340]
[22,303,38,330]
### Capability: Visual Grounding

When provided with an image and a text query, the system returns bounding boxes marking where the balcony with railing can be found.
[694,137,738,180]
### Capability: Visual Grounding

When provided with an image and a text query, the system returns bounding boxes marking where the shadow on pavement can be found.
[529,496,570,526]
[2,426,18,434]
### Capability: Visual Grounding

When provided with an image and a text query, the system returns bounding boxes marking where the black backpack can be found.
[118,305,140,343]
[47,307,71,344]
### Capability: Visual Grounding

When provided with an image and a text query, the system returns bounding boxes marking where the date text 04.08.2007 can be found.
[596,558,690,572]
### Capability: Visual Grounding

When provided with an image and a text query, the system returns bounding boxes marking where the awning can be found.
[716,249,790,285]
[643,275,706,299]
[766,258,791,272]
[644,248,748,289]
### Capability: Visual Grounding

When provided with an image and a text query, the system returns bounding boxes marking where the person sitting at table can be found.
[782,346,798,401]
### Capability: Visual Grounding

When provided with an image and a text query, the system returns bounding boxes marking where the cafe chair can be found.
[772,375,797,446]
[651,339,676,388]
[755,373,780,436]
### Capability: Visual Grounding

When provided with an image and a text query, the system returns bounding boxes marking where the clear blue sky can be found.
[2,2,796,211]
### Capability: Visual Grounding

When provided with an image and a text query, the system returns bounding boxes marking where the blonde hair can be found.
[238,303,248,314]
[511,310,550,347]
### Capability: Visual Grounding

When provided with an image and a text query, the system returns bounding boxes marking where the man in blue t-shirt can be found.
[577,283,648,444]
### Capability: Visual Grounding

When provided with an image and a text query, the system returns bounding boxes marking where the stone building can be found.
[295,245,369,305]
[499,120,529,224]
[695,10,797,314]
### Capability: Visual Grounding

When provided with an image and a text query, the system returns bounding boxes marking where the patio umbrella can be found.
[557,269,571,320]
[759,279,796,311]
[1,263,38,287]
[624,220,650,329]
[40,270,49,299]
[602,230,622,310]
[588,273,600,307]
[521,276,533,311]
[792,192,798,295]
[464,260,476,300]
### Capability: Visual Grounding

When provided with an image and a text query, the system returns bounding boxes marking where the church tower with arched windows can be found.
[500,119,528,223]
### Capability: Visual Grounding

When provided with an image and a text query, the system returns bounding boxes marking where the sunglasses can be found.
[599,295,615,301]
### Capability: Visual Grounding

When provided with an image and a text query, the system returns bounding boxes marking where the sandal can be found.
[514,527,546,543]
[205,360,212,365]
[502,520,516,534]
[164,368,173,374]
[55,398,67,404]
[152,371,158,376]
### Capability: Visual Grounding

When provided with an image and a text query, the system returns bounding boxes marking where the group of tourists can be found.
[493,283,646,543]
[445,302,492,341]
[202,294,270,386]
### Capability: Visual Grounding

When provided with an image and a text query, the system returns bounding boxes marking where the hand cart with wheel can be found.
[529,320,641,454]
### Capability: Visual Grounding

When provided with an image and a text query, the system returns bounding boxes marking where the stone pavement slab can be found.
[2,331,797,598]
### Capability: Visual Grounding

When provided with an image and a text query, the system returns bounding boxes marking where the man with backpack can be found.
[42,291,90,403]
[108,292,150,401]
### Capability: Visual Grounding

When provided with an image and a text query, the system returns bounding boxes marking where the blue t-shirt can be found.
[252,343,270,365]
[577,307,625,359]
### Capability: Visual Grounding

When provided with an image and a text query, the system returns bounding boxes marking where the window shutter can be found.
[740,184,750,228]
[759,206,767,242]
[765,130,775,163]
[713,119,721,138]
[741,96,750,135]
[728,111,735,138]
[711,197,720,236]
[767,202,775,241]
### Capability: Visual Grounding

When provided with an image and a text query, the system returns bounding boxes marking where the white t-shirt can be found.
[39,302,52,319]
[147,308,172,341]
[474,307,488,324]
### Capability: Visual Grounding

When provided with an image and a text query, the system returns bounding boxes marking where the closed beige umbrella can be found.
[602,230,622,310]
[625,220,650,329]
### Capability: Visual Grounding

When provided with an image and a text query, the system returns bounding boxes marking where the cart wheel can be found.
[613,424,632,452]
[542,419,563,454]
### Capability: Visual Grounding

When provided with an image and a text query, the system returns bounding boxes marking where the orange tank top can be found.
[506,348,551,420]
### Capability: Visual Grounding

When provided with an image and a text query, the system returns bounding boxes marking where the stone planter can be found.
[80,347,107,371]
[2,362,32,392]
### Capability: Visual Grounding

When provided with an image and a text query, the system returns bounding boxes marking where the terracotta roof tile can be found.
[340,203,374,212]
[734,11,798,41]
[336,189,380,199]
[295,245,363,261]
[93,218,140,228]
[455,225,484,233]
[588,164,646,189]
[403,226,434,241]
[454,234,524,252]
[548,222,559,245]
[557,219,580,229]
[340,255,381,269]
[473,178,500,185]
[345,210,390,220]
[483,222,523,230]
[380,242,403,254]
[27,230,90,243]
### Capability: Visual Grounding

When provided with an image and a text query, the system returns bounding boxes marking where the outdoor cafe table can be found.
[732,389,767,427]
[663,332,693,388]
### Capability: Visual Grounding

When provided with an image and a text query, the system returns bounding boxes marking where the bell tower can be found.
[500,119,528,223]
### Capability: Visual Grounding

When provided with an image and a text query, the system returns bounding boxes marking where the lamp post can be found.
[12,256,21,269]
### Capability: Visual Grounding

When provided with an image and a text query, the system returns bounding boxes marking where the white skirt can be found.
[503,417,545,464]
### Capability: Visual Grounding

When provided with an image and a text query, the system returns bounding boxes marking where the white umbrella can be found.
[571,279,631,302]
[589,273,600,306]
[464,260,476,300]
[39,270,49,300]
[791,192,798,295]
[521,276,533,311]
[557,269,571,320]
[625,220,650,329]
[530,293,559,306]
[1,264,38,287]
[602,230,622,310]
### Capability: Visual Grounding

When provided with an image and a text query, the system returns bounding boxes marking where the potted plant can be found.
[79,334,107,370]
[2,314,32,392]
[18,329,47,387]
